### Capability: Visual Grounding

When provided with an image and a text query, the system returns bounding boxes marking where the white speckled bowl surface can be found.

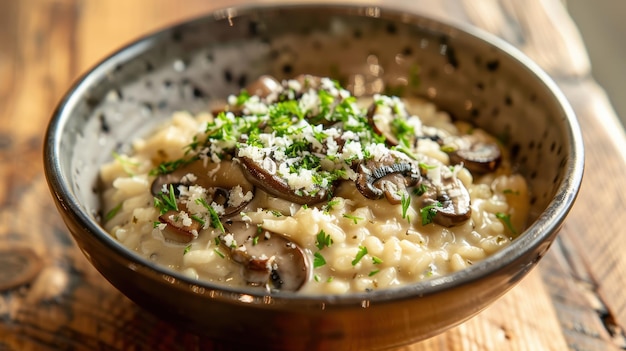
[44,4,584,350]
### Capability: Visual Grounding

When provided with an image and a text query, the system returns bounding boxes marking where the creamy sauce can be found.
[100,76,529,294]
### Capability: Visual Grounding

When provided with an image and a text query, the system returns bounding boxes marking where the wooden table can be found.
[1,0,625,350]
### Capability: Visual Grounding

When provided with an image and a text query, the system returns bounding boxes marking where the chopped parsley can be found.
[214,248,225,258]
[369,270,380,277]
[315,230,333,250]
[112,151,139,176]
[235,90,250,105]
[150,158,194,176]
[418,162,437,171]
[154,184,179,215]
[372,256,383,265]
[420,201,442,226]
[343,214,364,224]
[313,252,326,268]
[190,215,206,227]
[322,199,340,213]
[401,193,411,219]
[196,198,224,233]
[495,212,517,235]
[351,246,368,266]
[183,245,192,255]
[105,202,123,221]
[439,145,456,153]
[413,183,429,196]
[503,189,520,195]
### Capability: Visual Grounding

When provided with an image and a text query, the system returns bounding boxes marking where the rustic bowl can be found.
[44,4,584,351]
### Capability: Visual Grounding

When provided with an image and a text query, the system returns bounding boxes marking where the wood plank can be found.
[557,80,626,334]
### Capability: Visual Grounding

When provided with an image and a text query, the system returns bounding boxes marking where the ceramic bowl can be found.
[44,4,584,350]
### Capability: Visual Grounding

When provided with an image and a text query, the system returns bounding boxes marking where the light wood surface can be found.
[1,0,625,350]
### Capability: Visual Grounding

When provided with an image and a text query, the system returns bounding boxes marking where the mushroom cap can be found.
[223,221,309,292]
[420,177,472,227]
[238,155,331,205]
[366,102,401,146]
[446,135,502,174]
[158,209,200,243]
[151,160,255,216]
[245,75,281,99]
[355,153,420,204]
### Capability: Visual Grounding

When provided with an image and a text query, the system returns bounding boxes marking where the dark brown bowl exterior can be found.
[44,4,584,351]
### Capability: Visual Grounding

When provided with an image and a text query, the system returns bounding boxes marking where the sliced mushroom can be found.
[151,159,255,217]
[238,155,331,205]
[222,221,309,292]
[158,209,201,243]
[419,177,471,227]
[355,153,420,204]
[245,75,281,99]
[292,74,322,91]
[366,102,402,146]
[446,135,501,174]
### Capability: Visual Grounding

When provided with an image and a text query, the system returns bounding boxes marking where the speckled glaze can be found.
[44,4,584,351]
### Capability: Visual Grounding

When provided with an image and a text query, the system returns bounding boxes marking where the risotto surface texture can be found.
[100,75,529,294]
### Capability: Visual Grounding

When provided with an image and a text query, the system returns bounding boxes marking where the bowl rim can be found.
[44,2,584,306]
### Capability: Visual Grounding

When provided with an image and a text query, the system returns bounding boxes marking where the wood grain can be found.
[0,0,625,350]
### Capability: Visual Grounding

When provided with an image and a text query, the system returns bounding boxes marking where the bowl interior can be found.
[47,4,581,298]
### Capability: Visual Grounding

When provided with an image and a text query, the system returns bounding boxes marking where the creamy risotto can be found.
[100,75,529,294]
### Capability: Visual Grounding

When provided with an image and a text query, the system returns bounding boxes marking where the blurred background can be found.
[568,0,626,128]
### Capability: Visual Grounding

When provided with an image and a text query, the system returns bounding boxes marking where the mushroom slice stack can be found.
[355,152,421,204]
[151,160,255,242]
[221,221,309,292]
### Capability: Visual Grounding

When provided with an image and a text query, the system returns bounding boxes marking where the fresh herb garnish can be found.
[369,270,380,277]
[105,202,123,221]
[154,184,179,215]
[351,246,368,266]
[150,158,194,176]
[439,145,456,153]
[236,90,250,105]
[313,252,327,268]
[190,215,206,227]
[401,193,411,219]
[214,248,225,258]
[343,214,363,224]
[418,162,437,171]
[420,201,442,226]
[372,256,383,265]
[315,230,333,250]
[503,189,520,195]
[196,198,225,233]
[112,151,139,176]
[496,212,517,235]
[323,199,340,213]
[183,245,192,255]
[413,183,429,196]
